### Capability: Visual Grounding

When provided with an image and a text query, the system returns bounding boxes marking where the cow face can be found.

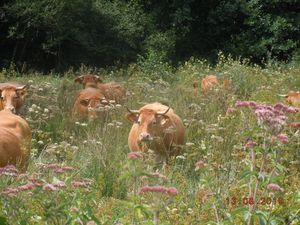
[79,96,108,120]
[74,73,103,88]
[126,108,170,142]
[286,92,300,107]
[0,85,28,114]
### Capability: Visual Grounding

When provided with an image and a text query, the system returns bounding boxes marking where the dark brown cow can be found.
[72,87,109,120]
[0,84,28,114]
[126,102,185,163]
[0,109,31,171]
[74,73,126,103]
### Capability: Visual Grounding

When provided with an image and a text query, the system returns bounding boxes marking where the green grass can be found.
[0,57,299,224]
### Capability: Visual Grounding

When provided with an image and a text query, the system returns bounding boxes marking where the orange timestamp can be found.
[226,196,284,206]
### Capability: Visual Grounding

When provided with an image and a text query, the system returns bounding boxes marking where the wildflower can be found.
[195,160,205,171]
[18,183,35,191]
[2,187,19,196]
[0,165,19,176]
[226,107,236,115]
[290,122,300,128]
[235,101,257,108]
[127,152,142,160]
[273,134,289,144]
[72,180,91,188]
[53,181,67,189]
[151,171,168,181]
[43,184,58,191]
[267,183,284,192]
[139,185,178,196]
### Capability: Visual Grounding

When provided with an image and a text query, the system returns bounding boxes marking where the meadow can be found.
[0,56,299,225]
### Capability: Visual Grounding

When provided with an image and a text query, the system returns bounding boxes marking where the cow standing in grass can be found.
[74,73,126,103]
[126,102,185,163]
[285,91,300,107]
[0,109,31,171]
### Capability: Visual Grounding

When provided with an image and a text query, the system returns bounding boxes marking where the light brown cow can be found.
[72,87,109,120]
[0,109,31,171]
[74,73,126,103]
[126,102,185,163]
[285,91,300,107]
[0,84,28,114]
[193,75,230,95]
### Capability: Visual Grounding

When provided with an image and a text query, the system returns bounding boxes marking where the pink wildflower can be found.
[43,183,58,191]
[127,152,142,160]
[72,180,91,188]
[226,107,236,116]
[284,106,299,114]
[18,183,35,191]
[140,185,178,196]
[151,172,168,181]
[195,160,205,171]
[2,187,19,196]
[0,165,19,176]
[53,181,67,189]
[267,183,284,192]
[167,187,178,196]
[290,122,300,128]
[275,134,289,144]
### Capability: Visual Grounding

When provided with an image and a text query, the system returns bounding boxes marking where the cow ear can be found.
[74,76,84,84]
[16,85,28,98]
[126,113,139,123]
[80,99,89,106]
[157,114,170,126]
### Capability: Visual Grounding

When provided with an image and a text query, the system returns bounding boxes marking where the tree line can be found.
[0,0,299,72]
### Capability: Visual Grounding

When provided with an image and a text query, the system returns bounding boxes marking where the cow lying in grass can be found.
[74,73,126,103]
[0,109,31,171]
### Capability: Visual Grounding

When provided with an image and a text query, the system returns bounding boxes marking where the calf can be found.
[126,102,185,163]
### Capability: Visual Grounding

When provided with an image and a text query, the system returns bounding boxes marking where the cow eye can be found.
[0,96,3,100]
[152,120,157,125]
[14,95,20,99]
[137,120,141,125]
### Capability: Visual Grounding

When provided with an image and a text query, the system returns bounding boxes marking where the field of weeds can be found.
[0,57,299,225]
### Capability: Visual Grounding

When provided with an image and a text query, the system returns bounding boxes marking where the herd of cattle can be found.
[0,74,299,171]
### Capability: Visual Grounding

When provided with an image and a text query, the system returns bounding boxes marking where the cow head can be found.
[74,73,103,88]
[0,85,28,114]
[78,94,108,120]
[126,107,171,142]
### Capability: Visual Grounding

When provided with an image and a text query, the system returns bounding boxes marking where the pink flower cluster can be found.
[139,185,178,196]
[72,180,91,188]
[39,163,75,174]
[236,101,299,133]
[151,172,168,181]
[195,160,206,171]
[290,122,300,128]
[272,134,289,144]
[127,152,142,160]
[267,183,284,192]
[0,165,19,177]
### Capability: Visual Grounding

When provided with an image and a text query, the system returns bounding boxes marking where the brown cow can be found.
[0,109,31,171]
[286,91,300,107]
[0,84,28,114]
[72,87,110,120]
[126,102,185,163]
[193,75,230,95]
[74,73,126,103]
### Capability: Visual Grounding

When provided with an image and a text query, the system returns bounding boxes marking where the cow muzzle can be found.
[139,132,153,142]
[6,106,16,114]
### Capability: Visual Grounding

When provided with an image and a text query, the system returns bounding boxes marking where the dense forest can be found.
[0,0,299,72]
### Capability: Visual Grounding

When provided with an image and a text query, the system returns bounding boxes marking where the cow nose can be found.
[8,106,16,114]
[139,132,153,142]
